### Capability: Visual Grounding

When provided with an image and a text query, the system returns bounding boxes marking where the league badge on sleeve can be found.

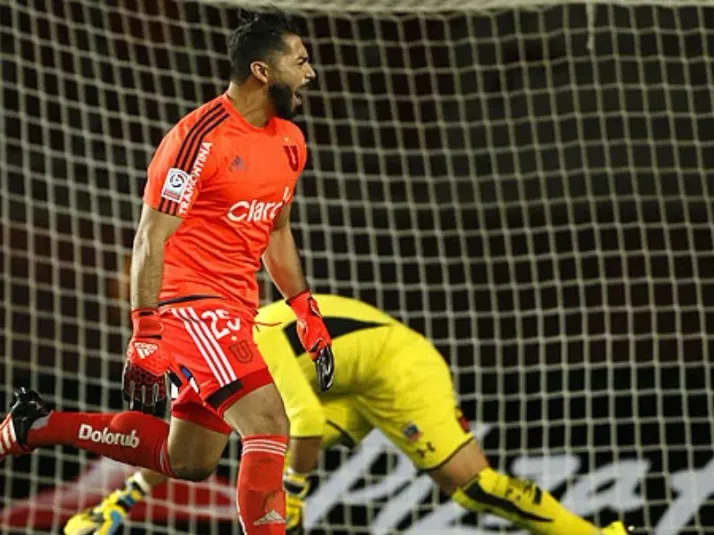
[161,168,190,202]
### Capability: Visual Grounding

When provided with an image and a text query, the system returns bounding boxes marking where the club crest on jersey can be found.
[402,422,423,443]
[283,145,299,172]
[161,168,189,202]
[229,155,245,173]
[226,187,292,223]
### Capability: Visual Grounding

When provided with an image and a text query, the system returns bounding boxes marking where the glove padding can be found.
[311,345,335,393]
[122,309,171,415]
[287,291,335,391]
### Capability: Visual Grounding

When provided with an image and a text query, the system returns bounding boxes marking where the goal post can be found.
[2,1,714,534]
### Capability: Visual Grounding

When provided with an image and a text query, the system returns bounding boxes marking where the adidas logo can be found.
[253,509,285,526]
[134,342,158,359]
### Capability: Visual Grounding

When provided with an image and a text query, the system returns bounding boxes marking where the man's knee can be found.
[429,439,489,495]
[165,418,229,482]
[169,456,218,482]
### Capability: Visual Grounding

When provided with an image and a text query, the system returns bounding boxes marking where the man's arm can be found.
[264,203,335,391]
[122,204,182,413]
[130,204,183,309]
[262,203,308,299]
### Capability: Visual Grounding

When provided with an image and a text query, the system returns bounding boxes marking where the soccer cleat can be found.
[0,387,50,460]
[63,477,146,535]
[601,521,633,534]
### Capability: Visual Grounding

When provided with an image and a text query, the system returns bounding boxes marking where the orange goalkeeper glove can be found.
[287,291,335,391]
[122,308,173,415]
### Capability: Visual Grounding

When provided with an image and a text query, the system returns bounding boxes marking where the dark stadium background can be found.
[2,1,714,533]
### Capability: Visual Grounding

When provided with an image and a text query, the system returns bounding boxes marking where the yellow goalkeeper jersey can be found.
[255,294,469,468]
[255,293,413,394]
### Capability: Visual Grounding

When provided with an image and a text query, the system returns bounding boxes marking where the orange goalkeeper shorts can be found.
[159,297,273,434]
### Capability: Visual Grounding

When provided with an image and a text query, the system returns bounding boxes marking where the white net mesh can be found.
[2,1,714,534]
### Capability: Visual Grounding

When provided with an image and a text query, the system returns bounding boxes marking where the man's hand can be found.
[283,471,310,535]
[122,309,171,415]
[287,291,335,391]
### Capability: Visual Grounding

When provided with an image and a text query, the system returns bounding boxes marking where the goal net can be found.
[2,1,714,534]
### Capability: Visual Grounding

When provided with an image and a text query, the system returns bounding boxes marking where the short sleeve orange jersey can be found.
[143,93,307,312]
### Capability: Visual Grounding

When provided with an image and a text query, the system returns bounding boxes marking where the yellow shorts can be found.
[320,334,473,470]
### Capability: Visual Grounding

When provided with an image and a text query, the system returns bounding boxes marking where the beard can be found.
[268,82,297,120]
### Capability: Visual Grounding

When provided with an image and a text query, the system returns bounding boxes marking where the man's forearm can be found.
[263,227,308,299]
[130,233,166,310]
[288,437,322,474]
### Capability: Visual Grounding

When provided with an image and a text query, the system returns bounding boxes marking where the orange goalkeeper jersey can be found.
[143,93,307,312]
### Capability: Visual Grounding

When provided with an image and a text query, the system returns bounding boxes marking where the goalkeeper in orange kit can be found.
[65,295,629,535]
[0,11,334,535]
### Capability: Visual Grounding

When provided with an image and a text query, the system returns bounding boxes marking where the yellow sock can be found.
[451,468,598,535]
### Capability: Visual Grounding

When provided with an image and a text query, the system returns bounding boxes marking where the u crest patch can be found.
[283,145,299,171]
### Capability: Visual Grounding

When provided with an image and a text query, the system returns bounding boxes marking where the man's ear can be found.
[250,61,270,84]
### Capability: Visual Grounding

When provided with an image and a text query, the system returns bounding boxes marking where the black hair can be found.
[228,9,299,83]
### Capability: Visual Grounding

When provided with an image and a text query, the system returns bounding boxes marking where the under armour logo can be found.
[134,342,158,359]
[283,145,299,171]
[416,442,436,459]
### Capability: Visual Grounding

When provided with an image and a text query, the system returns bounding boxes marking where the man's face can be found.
[267,34,316,120]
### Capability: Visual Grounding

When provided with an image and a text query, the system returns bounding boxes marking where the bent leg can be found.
[27,410,176,477]
[224,383,289,535]
[353,334,599,535]
[167,385,233,480]
[428,438,488,494]
[222,382,288,437]
[164,302,289,534]
[28,383,231,482]
[167,417,229,481]
[63,386,231,535]
[431,440,599,535]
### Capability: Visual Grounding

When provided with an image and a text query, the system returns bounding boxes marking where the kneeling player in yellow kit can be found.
[65,295,629,535]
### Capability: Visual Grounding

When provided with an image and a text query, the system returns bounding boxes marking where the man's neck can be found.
[225,81,274,128]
